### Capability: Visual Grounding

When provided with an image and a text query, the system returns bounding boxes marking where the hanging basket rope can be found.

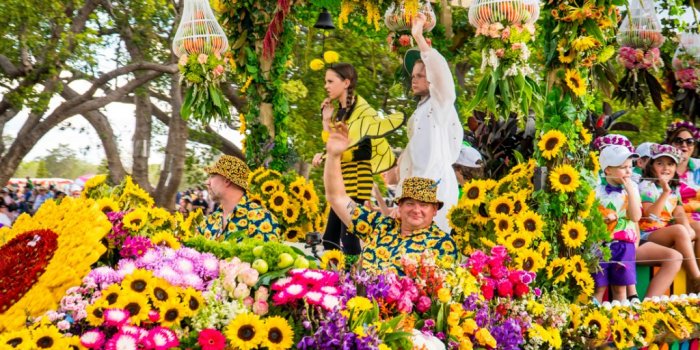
[172,0,228,58]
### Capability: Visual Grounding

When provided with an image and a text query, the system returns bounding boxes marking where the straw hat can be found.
[395,177,443,209]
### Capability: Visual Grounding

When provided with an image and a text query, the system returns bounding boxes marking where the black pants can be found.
[323,197,363,255]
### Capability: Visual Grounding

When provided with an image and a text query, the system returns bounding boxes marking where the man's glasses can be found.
[672,137,696,146]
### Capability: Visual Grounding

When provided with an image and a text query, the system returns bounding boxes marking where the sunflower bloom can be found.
[504,232,532,252]
[116,291,151,324]
[123,208,149,231]
[488,196,514,217]
[561,221,587,248]
[268,192,289,213]
[473,203,491,226]
[158,298,188,327]
[571,36,599,51]
[517,210,544,235]
[515,249,544,272]
[549,164,580,193]
[263,316,295,350]
[151,231,181,250]
[226,313,266,350]
[96,197,120,214]
[583,311,610,340]
[321,250,346,270]
[565,69,587,96]
[460,180,486,207]
[493,216,513,237]
[538,130,568,159]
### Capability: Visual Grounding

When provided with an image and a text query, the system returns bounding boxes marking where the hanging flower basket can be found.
[172,0,231,124]
[673,33,700,121]
[468,0,535,28]
[384,0,436,32]
[613,0,665,110]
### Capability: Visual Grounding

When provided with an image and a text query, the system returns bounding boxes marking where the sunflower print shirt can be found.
[197,195,281,242]
[347,205,458,275]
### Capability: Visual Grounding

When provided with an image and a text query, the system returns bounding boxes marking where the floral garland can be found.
[0,197,111,332]
[178,52,231,124]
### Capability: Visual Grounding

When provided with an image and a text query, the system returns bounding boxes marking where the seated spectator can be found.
[0,199,12,228]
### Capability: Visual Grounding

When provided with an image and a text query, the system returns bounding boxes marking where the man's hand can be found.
[411,13,427,39]
[312,152,324,167]
[326,123,349,158]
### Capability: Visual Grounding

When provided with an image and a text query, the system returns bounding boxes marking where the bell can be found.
[314,8,335,30]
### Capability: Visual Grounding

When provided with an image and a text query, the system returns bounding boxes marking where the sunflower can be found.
[546,258,571,284]
[122,269,155,294]
[460,180,486,207]
[516,211,544,235]
[537,241,551,261]
[0,328,31,348]
[30,324,68,349]
[574,270,594,297]
[85,301,107,326]
[119,176,155,209]
[509,190,529,214]
[282,203,301,224]
[488,196,514,218]
[116,291,151,324]
[123,208,149,232]
[583,311,610,340]
[0,198,111,332]
[549,164,580,193]
[148,278,177,307]
[483,179,498,190]
[515,249,544,272]
[248,167,267,184]
[314,213,326,232]
[663,313,692,339]
[288,177,306,199]
[492,216,513,236]
[100,283,123,306]
[537,130,567,160]
[263,316,294,350]
[579,127,592,146]
[611,320,634,349]
[321,250,346,270]
[247,193,265,206]
[636,319,655,345]
[225,313,266,350]
[261,180,282,195]
[569,254,588,276]
[150,231,181,250]
[561,221,587,248]
[504,232,532,252]
[158,298,187,327]
[96,197,120,214]
[589,151,600,175]
[558,45,576,64]
[283,226,303,242]
[565,69,587,96]
[300,184,320,212]
[447,206,470,232]
[179,287,204,316]
[472,203,491,226]
[571,36,599,51]
[268,192,290,213]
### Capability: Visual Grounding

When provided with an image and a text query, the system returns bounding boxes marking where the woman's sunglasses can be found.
[672,137,696,146]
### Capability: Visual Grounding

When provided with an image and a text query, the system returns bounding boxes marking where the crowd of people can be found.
[0,179,82,228]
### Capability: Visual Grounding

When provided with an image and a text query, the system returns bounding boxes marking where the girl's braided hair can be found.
[327,63,357,121]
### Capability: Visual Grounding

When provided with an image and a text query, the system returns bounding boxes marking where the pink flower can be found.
[148,310,160,322]
[178,54,189,66]
[386,285,401,301]
[497,279,513,297]
[272,291,288,305]
[255,286,269,301]
[105,333,138,350]
[467,250,488,275]
[397,296,414,313]
[198,53,208,64]
[104,308,130,327]
[233,283,251,299]
[319,286,340,295]
[321,294,340,310]
[271,277,292,291]
[398,35,411,47]
[481,280,495,300]
[490,266,507,280]
[56,320,71,331]
[146,327,179,350]
[243,296,254,307]
[213,64,224,77]
[490,246,508,259]
[80,329,106,349]
[238,268,259,287]
[501,27,511,40]
[416,296,432,313]
[304,291,324,305]
[198,329,226,350]
[284,283,306,298]
[495,48,505,58]
[387,33,395,45]
[252,300,269,315]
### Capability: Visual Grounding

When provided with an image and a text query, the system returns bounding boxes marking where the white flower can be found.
[520,44,531,61]
[411,329,446,350]
[504,65,519,77]
[488,49,499,68]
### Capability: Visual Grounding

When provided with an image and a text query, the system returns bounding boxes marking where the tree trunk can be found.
[131,88,153,192]
[154,75,187,209]
[440,0,454,39]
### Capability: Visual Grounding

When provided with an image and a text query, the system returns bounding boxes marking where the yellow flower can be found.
[598,45,616,62]
[0,197,111,332]
[283,226,303,242]
[149,207,172,228]
[561,221,587,248]
[546,257,571,284]
[537,241,551,260]
[83,174,108,193]
[637,319,656,345]
[321,249,346,270]
[0,328,31,349]
[580,127,592,145]
[504,232,532,252]
[565,69,587,96]
[123,208,149,232]
[323,51,340,64]
[158,298,188,327]
[557,40,575,64]
[85,301,107,326]
[180,287,204,315]
[483,179,498,190]
[268,192,289,213]
[549,164,580,193]
[289,177,306,199]
[100,283,123,306]
[29,324,68,349]
[148,278,177,306]
[488,196,514,217]
[226,313,265,350]
[119,176,154,209]
[122,269,155,294]
[96,197,120,214]
[261,180,281,195]
[248,167,267,184]
[437,288,451,303]
[264,316,295,350]
[571,36,599,51]
[583,311,610,340]
[151,231,181,250]
[537,130,567,160]
[310,58,325,71]
[493,216,513,236]
[475,328,497,348]
[460,180,486,207]
[589,151,600,175]
[282,203,301,224]
[516,210,544,235]
[347,296,373,312]
[378,345,391,350]
[515,248,544,272]
[569,254,588,276]
[116,291,151,324]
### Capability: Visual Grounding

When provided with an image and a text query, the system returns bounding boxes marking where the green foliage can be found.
[13,145,98,179]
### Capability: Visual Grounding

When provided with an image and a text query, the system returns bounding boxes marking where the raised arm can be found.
[324,123,355,227]
[411,13,455,107]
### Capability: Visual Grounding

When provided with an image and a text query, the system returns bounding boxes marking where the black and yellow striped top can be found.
[322,95,405,200]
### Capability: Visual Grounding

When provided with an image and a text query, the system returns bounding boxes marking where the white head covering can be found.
[455,144,483,167]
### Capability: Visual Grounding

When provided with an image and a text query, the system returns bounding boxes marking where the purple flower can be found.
[463,293,480,311]
[490,319,524,350]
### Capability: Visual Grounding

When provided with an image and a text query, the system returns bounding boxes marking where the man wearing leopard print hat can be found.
[197,155,280,242]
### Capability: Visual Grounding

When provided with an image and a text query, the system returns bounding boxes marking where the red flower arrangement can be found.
[0,229,58,312]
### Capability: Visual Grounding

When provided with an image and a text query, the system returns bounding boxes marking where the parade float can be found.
[5,0,700,349]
